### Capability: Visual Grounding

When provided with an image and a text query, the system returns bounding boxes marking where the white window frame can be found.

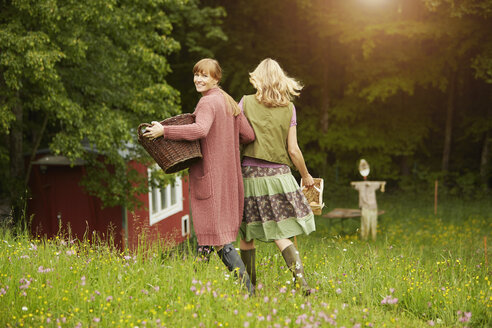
[148,170,183,226]
[181,215,190,237]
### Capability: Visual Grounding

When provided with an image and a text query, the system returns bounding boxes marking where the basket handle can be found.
[302,185,321,193]
[137,123,152,141]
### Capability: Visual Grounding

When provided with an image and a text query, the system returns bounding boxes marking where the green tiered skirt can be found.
[239,166,315,242]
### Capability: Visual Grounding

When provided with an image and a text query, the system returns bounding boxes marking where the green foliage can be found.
[206,0,491,192]
[0,0,225,209]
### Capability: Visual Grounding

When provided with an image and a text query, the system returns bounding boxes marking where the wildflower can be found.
[458,311,471,323]
[94,290,101,295]
[389,288,395,294]
[38,266,53,273]
[22,306,28,311]
[381,296,398,305]
[80,276,86,286]
[19,278,31,290]
[66,250,76,256]
[336,288,342,294]
[142,289,149,295]
[93,317,100,322]
[243,322,249,327]
[263,296,269,303]
[257,283,263,290]
[153,286,160,292]
[20,255,29,259]
[427,320,435,326]
[106,296,113,302]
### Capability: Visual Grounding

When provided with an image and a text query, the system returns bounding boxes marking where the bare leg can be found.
[274,238,293,252]
[240,239,255,250]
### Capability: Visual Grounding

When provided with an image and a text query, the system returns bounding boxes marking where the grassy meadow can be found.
[0,192,491,327]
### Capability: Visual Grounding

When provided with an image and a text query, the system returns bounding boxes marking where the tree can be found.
[205,0,492,193]
[0,0,226,223]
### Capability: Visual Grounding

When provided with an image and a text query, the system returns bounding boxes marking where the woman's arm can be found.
[287,125,314,186]
[238,112,255,144]
[143,98,215,141]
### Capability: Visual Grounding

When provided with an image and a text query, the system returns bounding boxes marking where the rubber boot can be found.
[217,244,255,295]
[281,244,311,295]
[240,248,256,286]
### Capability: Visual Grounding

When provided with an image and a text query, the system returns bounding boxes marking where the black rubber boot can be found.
[240,248,257,286]
[281,244,311,295]
[217,244,255,295]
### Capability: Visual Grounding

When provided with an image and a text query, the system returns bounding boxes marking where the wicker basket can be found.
[301,178,325,215]
[137,114,202,174]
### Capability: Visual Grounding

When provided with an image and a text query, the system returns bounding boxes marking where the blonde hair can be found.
[249,58,303,107]
[193,58,240,116]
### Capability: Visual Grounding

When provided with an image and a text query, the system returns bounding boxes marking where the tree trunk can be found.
[400,155,410,176]
[441,71,456,172]
[24,114,49,187]
[480,129,490,190]
[9,94,24,224]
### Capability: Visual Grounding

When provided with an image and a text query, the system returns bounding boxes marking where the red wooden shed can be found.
[27,150,191,250]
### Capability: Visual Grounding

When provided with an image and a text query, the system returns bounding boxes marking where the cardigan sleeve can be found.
[238,112,255,144]
[163,98,215,141]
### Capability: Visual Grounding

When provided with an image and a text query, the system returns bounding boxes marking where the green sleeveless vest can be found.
[242,95,294,167]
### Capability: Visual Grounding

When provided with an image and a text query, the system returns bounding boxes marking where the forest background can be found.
[1,0,491,223]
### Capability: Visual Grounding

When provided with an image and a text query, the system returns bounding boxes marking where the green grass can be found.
[0,193,491,327]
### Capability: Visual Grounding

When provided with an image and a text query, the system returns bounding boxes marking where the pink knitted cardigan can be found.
[163,88,255,246]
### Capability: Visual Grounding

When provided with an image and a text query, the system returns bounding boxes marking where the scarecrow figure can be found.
[350,159,386,241]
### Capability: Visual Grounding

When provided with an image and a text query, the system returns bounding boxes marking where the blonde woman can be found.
[238,58,315,295]
[144,58,255,295]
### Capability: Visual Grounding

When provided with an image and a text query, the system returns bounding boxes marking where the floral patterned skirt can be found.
[239,166,315,242]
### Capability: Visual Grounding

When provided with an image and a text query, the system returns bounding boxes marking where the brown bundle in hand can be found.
[301,178,324,215]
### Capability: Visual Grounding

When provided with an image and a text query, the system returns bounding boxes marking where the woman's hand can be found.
[302,174,315,188]
[143,121,164,140]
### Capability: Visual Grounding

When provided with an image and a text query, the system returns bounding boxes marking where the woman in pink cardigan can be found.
[144,59,255,294]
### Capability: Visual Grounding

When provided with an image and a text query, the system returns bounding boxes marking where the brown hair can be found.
[193,59,240,116]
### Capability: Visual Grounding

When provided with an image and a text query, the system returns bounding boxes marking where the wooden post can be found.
[434,180,438,215]
[485,236,488,268]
